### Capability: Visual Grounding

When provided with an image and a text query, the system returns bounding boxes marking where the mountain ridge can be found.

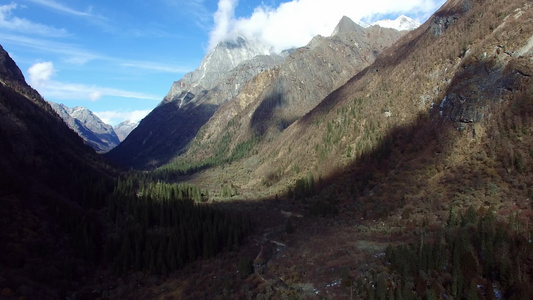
[164,0,533,206]
[165,16,404,168]
[48,102,121,153]
[108,16,405,169]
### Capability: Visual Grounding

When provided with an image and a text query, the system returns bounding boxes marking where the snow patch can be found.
[371,15,420,31]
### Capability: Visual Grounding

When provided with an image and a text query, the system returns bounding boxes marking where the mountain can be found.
[183,0,533,200]
[107,17,404,169]
[48,102,120,153]
[3,0,533,298]
[144,0,533,297]
[113,119,139,142]
[174,17,405,169]
[371,15,421,31]
[163,36,278,107]
[0,44,115,298]
[0,43,252,299]
[106,36,285,168]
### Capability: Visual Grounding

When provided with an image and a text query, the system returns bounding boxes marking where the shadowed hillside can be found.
[0,44,118,298]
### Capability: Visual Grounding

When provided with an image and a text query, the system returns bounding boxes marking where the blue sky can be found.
[1,0,445,125]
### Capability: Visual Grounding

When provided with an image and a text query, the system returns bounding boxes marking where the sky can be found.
[1,0,445,125]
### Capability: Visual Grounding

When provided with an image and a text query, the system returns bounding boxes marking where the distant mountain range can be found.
[48,102,138,153]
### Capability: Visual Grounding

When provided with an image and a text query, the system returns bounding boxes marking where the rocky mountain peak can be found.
[48,101,120,153]
[109,15,404,168]
[331,16,365,36]
[164,35,276,106]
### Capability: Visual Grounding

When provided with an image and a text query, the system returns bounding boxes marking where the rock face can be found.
[107,17,405,169]
[163,36,282,107]
[193,16,406,151]
[48,102,120,153]
[113,120,139,142]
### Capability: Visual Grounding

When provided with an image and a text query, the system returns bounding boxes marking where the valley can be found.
[1,0,533,299]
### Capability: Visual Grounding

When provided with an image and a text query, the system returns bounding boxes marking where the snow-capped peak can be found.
[371,15,421,31]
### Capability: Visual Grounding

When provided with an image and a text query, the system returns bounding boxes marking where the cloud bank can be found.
[209,0,445,53]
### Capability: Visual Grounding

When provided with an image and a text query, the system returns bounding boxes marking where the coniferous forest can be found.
[354,207,533,300]
[104,177,252,275]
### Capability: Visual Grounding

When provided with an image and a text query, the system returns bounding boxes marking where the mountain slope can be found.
[162,17,403,172]
[48,102,120,152]
[111,17,404,169]
[175,0,533,208]
[107,37,284,168]
[0,44,115,298]
[145,0,533,297]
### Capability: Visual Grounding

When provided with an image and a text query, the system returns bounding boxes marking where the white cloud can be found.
[209,0,445,53]
[28,61,56,88]
[0,3,68,37]
[209,0,237,50]
[28,0,109,31]
[27,62,161,102]
[1,33,189,71]
[93,109,152,125]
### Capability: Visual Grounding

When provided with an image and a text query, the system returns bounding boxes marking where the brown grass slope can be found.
[180,0,533,213]
[140,0,533,298]
[167,19,404,174]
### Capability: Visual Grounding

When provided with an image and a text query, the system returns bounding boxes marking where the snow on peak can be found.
[371,15,421,31]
